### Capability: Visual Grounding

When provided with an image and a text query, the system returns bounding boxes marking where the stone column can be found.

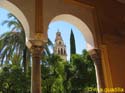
[26,35,47,93]
[31,46,44,93]
[89,49,105,93]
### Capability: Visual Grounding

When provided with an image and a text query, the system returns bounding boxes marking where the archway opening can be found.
[0,0,30,65]
[0,7,27,64]
[45,14,98,92]
[0,2,31,92]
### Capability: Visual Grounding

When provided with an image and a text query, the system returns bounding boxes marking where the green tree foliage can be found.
[41,50,97,93]
[0,64,31,93]
[70,29,76,55]
[70,50,97,93]
[0,51,96,93]
[41,54,66,93]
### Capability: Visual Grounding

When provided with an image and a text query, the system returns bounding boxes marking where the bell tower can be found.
[54,31,67,61]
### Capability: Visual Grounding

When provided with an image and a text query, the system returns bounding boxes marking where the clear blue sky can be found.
[0,8,86,60]
[0,8,10,34]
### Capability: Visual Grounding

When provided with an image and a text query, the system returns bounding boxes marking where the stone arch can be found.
[48,14,101,90]
[49,14,95,51]
[0,0,30,41]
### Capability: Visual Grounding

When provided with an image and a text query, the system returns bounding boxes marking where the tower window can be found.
[64,50,66,55]
[61,48,63,55]
[59,41,61,44]
[58,48,61,54]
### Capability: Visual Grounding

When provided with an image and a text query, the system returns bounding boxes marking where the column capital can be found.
[88,48,101,62]
[26,33,47,50]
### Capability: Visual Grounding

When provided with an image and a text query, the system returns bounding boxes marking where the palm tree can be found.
[0,13,53,73]
[0,13,30,73]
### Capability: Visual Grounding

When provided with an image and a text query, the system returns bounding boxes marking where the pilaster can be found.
[89,49,105,93]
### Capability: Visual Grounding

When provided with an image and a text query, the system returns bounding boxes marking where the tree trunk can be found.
[23,46,28,74]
